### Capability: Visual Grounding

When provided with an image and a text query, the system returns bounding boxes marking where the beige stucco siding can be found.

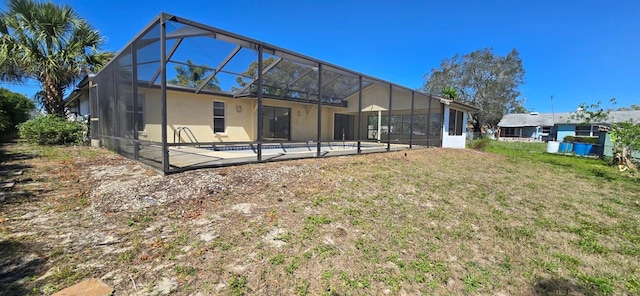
[346,85,388,113]
[135,88,343,143]
[137,89,255,143]
[168,92,255,143]
[138,88,162,142]
[344,85,438,113]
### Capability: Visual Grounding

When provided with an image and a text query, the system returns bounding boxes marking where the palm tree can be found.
[0,0,112,116]
[169,60,221,90]
[441,86,459,100]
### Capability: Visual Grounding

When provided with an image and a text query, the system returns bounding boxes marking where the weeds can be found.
[269,254,285,265]
[228,274,249,296]
[285,257,301,274]
[296,279,310,295]
[312,244,339,258]
[174,265,197,277]
[302,215,332,238]
[463,274,483,292]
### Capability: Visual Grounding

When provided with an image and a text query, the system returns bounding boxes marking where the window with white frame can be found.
[448,109,464,136]
[213,101,225,133]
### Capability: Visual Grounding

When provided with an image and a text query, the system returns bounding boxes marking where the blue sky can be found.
[2,0,638,113]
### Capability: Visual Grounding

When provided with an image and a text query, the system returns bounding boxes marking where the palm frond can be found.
[0,0,110,115]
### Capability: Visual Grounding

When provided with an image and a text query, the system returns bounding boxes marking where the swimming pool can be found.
[206,142,386,155]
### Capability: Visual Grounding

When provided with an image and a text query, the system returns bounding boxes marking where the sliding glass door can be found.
[263,106,290,141]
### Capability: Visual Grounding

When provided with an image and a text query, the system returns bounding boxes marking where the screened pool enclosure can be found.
[88,13,474,173]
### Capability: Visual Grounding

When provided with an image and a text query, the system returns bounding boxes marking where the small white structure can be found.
[442,99,475,149]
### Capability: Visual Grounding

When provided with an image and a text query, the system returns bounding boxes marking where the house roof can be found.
[497,113,555,127]
[498,110,640,127]
[64,74,94,107]
[554,110,640,124]
[435,96,480,111]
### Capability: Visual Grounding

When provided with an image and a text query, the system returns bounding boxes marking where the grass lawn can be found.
[0,140,638,295]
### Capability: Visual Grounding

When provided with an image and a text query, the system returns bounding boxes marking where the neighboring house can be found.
[64,74,93,120]
[498,110,640,142]
[67,13,477,173]
[496,112,554,141]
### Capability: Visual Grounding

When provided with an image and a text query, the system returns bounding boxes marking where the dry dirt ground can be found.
[0,142,638,295]
[1,143,347,295]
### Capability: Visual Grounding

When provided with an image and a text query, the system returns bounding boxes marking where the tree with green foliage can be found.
[0,87,35,138]
[568,99,615,124]
[168,59,221,90]
[610,121,640,171]
[236,57,274,92]
[423,48,526,134]
[235,57,307,97]
[236,57,362,103]
[0,0,112,116]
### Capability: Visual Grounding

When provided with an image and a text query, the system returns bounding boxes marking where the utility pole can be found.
[550,95,556,141]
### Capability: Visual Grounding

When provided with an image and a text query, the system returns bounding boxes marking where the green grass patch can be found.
[579,274,614,295]
[285,256,301,274]
[228,274,250,296]
[486,141,637,184]
[174,265,197,277]
[269,253,285,265]
[302,214,332,238]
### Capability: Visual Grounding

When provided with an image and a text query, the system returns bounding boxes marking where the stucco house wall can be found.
[137,88,343,143]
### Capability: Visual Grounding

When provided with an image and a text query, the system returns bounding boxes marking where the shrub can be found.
[18,115,84,145]
[0,88,35,140]
[563,136,598,144]
[470,138,491,151]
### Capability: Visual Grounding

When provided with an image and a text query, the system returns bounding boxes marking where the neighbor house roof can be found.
[555,110,640,124]
[64,74,94,107]
[498,110,640,127]
[497,113,555,127]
